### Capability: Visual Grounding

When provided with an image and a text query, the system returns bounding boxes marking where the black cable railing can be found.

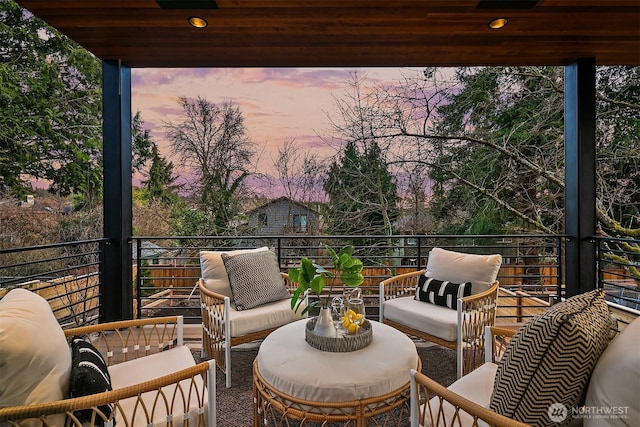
[0,239,108,327]
[3,234,638,328]
[596,236,640,312]
[129,234,565,323]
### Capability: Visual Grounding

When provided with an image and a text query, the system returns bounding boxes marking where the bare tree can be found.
[164,96,255,233]
[272,138,326,205]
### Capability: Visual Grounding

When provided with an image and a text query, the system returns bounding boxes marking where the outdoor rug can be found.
[194,344,457,426]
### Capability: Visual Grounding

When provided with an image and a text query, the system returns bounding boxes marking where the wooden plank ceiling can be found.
[16,0,640,68]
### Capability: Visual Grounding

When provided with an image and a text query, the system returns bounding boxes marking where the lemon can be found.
[353,313,363,321]
[347,323,360,334]
[342,316,352,328]
[346,309,356,318]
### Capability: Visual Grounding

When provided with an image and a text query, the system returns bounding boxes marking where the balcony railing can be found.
[131,234,565,323]
[0,239,107,328]
[596,236,640,311]
[2,234,638,328]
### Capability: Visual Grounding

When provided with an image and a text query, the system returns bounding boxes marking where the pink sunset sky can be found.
[131,67,423,197]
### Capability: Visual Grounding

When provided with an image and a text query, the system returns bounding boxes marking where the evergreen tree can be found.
[426,66,639,240]
[1,0,102,199]
[1,2,154,205]
[594,66,640,235]
[132,111,154,174]
[429,67,566,235]
[324,140,399,236]
[141,144,178,204]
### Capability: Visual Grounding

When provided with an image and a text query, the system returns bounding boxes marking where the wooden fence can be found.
[0,273,100,327]
[496,288,551,322]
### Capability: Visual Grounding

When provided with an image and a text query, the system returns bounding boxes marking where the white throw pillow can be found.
[425,247,502,294]
[199,247,270,301]
[584,316,640,427]
[0,288,72,409]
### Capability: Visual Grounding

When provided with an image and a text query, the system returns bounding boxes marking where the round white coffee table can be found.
[252,318,420,426]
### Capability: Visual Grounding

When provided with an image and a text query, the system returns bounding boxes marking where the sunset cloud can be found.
[131,67,424,194]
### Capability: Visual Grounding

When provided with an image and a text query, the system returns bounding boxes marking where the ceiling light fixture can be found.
[488,18,508,29]
[188,16,208,28]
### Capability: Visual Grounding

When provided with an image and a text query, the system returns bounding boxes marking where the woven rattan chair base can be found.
[252,358,421,427]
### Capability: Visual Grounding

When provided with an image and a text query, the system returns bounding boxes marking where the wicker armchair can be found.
[199,248,304,388]
[199,273,301,388]
[410,326,526,427]
[410,293,640,427]
[380,247,502,378]
[0,315,216,427]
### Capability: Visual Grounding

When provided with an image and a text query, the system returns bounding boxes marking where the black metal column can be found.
[564,58,597,297]
[101,60,133,321]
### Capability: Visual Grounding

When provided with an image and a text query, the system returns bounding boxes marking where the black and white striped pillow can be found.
[415,275,472,310]
[69,337,114,425]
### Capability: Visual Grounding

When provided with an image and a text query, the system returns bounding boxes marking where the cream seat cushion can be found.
[421,362,498,427]
[200,247,270,304]
[108,345,206,427]
[383,296,458,342]
[228,297,303,337]
[425,247,502,294]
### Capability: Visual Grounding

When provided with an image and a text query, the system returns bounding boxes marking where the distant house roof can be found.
[131,241,169,259]
[246,196,320,216]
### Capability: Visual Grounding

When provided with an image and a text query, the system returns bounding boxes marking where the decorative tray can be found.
[304,318,373,352]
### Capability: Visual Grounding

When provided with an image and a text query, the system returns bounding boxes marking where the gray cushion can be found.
[221,250,289,311]
[199,247,270,301]
[489,289,614,426]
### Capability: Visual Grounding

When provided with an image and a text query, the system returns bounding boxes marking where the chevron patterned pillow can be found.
[489,289,613,426]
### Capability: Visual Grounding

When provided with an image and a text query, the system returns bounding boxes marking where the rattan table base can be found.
[252,358,421,427]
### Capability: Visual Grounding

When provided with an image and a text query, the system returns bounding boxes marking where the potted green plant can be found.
[289,245,364,337]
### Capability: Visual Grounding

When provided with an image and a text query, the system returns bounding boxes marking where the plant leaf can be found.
[291,287,304,311]
[300,257,317,282]
[301,300,318,316]
[288,267,301,284]
[326,245,338,265]
[309,274,326,295]
[341,271,364,287]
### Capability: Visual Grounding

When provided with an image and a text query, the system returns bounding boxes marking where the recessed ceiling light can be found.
[188,16,208,28]
[488,18,508,29]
